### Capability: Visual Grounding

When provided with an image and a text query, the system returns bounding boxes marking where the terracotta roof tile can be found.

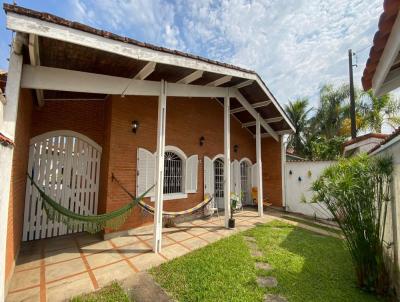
[362,0,400,91]
[368,127,400,153]
[0,132,14,147]
[3,3,256,75]
[343,133,388,147]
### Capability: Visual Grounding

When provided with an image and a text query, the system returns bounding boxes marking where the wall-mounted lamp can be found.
[307,170,312,178]
[234,144,239,153]
[199,136,205,146]
[289,170,293,175]
[298,176,302,182]
[131,120,140,133]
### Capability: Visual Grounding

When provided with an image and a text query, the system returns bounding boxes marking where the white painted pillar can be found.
[224,90,231,228]
[256,114,263,217]
[281,137,287,209]
[0,33,24,302]
[153,80,167,253]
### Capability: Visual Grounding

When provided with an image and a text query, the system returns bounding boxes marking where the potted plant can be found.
[229,193,239,228]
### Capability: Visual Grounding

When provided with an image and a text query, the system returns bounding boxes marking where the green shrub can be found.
[310,154,393,295]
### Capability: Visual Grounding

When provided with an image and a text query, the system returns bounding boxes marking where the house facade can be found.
[0,4,295,299]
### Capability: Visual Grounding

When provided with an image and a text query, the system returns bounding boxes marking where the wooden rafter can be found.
[242,117,283,127]
[230,100,271,114]
[176,70,203,84]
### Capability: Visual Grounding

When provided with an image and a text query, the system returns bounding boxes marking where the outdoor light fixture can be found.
[289,170,293,175]
[131,120,139,133]
[298,176,302,182]
[199,136,205,146]
[234,144,239,153]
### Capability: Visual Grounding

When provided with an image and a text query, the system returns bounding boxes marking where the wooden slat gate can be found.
[22,130,102,241]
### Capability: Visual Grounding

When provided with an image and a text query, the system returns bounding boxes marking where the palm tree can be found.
[310,84,350,139]
[359,90,400,133]
[284,98,311,156]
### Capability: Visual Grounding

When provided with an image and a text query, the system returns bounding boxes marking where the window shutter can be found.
[251,163,259,189]
[232,160,240,196]
[137,148,155,196]
[185,155,198,193]
[204,156,214,197]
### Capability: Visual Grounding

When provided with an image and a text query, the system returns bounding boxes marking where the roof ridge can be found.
[3,3,256,75]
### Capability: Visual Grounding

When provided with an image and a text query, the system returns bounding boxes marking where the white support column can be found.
[224,89,231,228]
[281,137,287,209]
[0,33,24,302]
[256,114,263,217]
[153,80,167,253]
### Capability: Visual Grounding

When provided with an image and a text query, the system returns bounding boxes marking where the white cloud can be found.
[68,0,383,107]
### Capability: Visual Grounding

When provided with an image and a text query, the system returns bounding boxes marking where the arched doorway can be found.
[23,130,102,241]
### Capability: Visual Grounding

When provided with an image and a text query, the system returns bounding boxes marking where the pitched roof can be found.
[362,0,400,91]
[343,133,388,147]
[368,127,400,153]
[3,3,255,76]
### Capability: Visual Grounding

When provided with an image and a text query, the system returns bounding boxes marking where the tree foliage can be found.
[285,84,400,160]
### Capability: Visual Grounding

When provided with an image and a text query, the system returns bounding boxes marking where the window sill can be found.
[150,193,188,201]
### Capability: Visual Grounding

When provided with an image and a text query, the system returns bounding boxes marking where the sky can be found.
[0,0,383,107]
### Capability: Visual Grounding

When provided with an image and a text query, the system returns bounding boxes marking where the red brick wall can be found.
[5,89,33,286]
[104,95,258,230]
[30,100,105,146]
[262,137,283,207]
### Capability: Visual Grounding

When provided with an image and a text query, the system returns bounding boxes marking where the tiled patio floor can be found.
[6,209,277,302]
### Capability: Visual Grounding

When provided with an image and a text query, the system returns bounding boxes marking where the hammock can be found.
[27,174,154,233]
[112,174,214,217]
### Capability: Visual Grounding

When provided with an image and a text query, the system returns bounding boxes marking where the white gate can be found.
[23,130,102,241]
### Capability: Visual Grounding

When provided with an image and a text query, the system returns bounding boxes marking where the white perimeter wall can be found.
[284,160,335,219]
[373,140,400,293]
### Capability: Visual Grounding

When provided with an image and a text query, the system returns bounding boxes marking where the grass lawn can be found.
[71,282,130,302]
[151,221,384,302]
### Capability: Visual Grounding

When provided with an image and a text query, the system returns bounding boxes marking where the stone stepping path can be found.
[256,276,278,288]
[264,294,288,302]
[243,235,288,302]
[255,262,272,271]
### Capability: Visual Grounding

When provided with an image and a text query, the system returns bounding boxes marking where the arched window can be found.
[164,151,183,194]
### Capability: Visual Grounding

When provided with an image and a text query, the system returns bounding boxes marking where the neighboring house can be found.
[0,4,295,299]
[342,133,388,157]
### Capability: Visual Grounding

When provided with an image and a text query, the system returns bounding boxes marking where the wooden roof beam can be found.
[242,116,283,128]
[133,61,156,80]
[233,90,278,141]
[233,79,253,89]
[206,75,232,87]
[176,70,203,84]
[28,34,44,107]
[230,100,271,114]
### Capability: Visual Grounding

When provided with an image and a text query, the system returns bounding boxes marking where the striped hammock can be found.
[27,174,154,233]
[112,174,213,217]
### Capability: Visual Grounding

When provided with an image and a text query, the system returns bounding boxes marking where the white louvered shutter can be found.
[251,163,259,189]
[230,161,234,193]
[232,160,240,196]
[204,156,214,197]
[185,155,198,193]
[137,148,155,196]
